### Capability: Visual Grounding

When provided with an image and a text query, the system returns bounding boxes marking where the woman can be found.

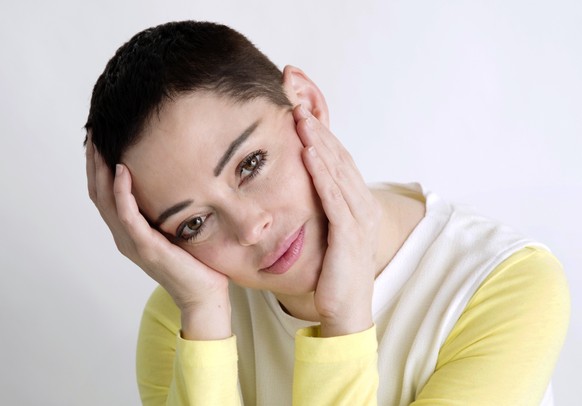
[85,21,569,405]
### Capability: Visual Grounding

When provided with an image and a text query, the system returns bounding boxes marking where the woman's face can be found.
[123,92,327,296]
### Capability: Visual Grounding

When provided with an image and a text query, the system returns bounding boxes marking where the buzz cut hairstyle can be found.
[85,21,291,170]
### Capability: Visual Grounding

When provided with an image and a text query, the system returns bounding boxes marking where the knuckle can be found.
[336,148,353,164]
[96,206,108,220]
[88,188,97,203]
[112,182,123,197]
[94,188,108,207]
[113,235,134,258]
[362,218,377,233]
[369,200,382,218]
[113,237,128,255]
[328,185,343,202]
[364,202,382,229]
[310,117,323,132]
[332,166,347,182]
[118,212,132,228]
[314,160,328,176]
[297,117,312,136]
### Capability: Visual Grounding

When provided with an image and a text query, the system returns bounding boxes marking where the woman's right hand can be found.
[85,134,231,340]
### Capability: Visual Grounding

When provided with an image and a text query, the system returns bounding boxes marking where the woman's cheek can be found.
[189,243,231,274]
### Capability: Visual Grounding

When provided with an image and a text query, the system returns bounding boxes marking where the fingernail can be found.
[307,146,317,157]
[116,164,124,176]
[299,104,310,118]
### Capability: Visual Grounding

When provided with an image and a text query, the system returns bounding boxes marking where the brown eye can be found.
[239,150,267,181]
[240,155,260,176]
[178,216,206,241]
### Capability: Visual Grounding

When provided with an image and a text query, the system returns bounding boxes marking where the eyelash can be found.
[237,149,268,185]
[176,215,208,244]
[176,149,269,243]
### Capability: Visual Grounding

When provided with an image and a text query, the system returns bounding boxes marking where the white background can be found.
[1,1,580,404]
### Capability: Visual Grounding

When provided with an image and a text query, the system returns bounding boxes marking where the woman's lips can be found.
[260,226,305,275]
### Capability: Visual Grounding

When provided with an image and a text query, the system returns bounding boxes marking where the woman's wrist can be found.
[319,313,373,337]
[180,296,232,341]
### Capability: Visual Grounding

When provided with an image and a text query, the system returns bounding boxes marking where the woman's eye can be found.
[178,216,206,241]
[239,150,268,182]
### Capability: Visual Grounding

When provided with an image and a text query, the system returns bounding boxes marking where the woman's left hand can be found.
[293,105,382,337]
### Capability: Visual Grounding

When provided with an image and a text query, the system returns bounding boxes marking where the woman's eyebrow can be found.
[213,120,260,177]
[155,199,194,228]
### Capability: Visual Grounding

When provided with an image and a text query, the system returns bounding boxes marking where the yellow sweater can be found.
[136,247,569,405]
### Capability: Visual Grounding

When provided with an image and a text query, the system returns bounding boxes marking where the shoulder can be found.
[470,246,569,313]
[441,246,570,366]
[420,247,570,404]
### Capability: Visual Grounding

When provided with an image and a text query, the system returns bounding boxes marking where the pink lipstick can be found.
[260,226,305,275]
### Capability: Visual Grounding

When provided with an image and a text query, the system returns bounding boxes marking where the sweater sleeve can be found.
[413,246,570,405]
[293,325,379,405]
[136,286,241,406]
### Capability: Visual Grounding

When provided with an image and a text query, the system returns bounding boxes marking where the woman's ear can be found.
[282,65,329,127]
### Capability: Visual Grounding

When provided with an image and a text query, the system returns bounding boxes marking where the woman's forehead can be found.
[122,94,291,218]
[140,92,285,149]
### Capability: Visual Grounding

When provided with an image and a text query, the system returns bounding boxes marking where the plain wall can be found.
[1,1,580,404]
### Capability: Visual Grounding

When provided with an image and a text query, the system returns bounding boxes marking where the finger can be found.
[93,145,127,234]
[93,144,114,203]
[292,105,325,148]
[87,138,138,252]
[301,145,356,227]
[293,105,362,186]
[113,164,158,249]
[111,165,197,277]
[294,106,372,213]
[297,107,379,226]
[293,105,356,168]
[85,132,97,202]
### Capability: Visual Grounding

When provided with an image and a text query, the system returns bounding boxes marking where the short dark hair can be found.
[84,21,291,170]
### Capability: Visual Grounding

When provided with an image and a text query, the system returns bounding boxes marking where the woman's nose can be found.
[235,206,272,246]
